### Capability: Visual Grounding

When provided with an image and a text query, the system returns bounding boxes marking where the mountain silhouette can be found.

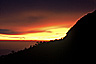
[0,10,96,64]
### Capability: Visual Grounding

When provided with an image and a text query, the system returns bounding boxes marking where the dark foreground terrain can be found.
[0,10,96,64]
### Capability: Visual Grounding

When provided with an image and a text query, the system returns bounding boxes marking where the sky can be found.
[0,0,95,41]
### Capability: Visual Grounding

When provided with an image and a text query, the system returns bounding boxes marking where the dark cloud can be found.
[0,0,95,31]
[0,29,52,35]
[0,0,95,14]
[0,29,21,34]
[27,16,46,22]
[27,30,52,33]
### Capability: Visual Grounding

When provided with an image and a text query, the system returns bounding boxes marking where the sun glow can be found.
[0,27,69,41]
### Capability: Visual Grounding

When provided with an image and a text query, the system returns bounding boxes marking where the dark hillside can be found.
[0,10,96,64]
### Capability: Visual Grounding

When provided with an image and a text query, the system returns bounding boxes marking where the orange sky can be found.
[0,11,94,41]
[0,27,70,41]
[0,0,95,41]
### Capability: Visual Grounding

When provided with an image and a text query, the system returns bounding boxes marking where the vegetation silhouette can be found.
[0,10,96,64]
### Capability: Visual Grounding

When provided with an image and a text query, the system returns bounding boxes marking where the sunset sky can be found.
[0,0,95,41]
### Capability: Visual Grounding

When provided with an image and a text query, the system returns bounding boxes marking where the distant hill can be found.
[0,10,96,64]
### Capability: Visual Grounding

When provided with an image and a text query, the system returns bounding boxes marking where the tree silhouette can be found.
[11,50,15,54]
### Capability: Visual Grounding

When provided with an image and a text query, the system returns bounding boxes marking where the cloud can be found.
[27,30,52,33]
[0,0,94,14]
[27,16,45,21]
[0,0,94,31]
[0,29,52,35]
[0,29,20,34]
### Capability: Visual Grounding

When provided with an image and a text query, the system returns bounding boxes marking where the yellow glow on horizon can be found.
[0,27,70,41]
